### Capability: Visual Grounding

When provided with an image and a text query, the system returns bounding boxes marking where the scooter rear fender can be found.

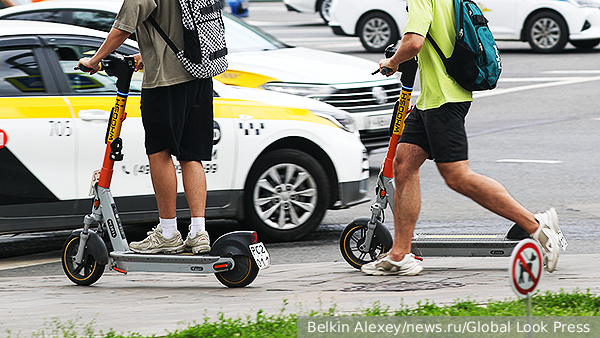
[210,231,256,257]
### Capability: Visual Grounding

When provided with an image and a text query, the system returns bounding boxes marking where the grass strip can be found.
[6,289,600,338]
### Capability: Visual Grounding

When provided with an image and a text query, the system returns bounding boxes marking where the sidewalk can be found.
[1,254,598,337]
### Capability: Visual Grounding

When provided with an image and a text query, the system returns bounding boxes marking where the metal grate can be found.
[311,81,401,113]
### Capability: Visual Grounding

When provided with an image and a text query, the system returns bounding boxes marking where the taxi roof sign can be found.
[509,239,543,298]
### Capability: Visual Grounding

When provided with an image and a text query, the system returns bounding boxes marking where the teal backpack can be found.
[427,0,502,91]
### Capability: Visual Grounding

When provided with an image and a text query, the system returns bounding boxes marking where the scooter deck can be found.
[411,233,522,257]
[110,251,235,274]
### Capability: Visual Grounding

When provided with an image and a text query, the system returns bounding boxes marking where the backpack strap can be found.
[199,1,224,15]
[146,15,180,55]
[426,33,447,61]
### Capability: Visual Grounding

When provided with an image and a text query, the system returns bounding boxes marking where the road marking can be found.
[543,70,600,74]
[0,257,60,271]
[474,75,600,99]
[496,159,563,164]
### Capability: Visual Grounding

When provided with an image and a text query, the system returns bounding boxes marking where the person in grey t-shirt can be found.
[78,0,216,255]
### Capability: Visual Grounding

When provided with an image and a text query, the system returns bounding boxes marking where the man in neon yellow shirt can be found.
[361,0,562,275]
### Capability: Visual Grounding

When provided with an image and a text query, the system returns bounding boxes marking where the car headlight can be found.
[312,109,356,133]
[261,82,336,100]
[570,0,600,7]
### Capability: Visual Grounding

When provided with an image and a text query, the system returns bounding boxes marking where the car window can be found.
[3,10,64,23]
[71,10,116,33]
[223,15,287,52]
[52,44,142,95]
[0,47,46,95]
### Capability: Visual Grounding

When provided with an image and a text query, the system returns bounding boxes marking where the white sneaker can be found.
[361,253,423,276]
[182,229,211,254]
[129,225,184,254]
[532,208,560,272]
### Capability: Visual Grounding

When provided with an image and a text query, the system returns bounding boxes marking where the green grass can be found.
[6,290,600,338]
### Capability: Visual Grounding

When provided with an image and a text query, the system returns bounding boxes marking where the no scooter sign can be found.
[509,239,543,298]
[0,129,7,148]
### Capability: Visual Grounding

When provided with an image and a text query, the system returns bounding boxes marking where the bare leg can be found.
[180,160,207,218]
[148,149,177,219]
[388,143,429,261]
[436,160,539,234]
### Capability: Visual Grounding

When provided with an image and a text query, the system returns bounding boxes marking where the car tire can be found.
[525,11,568,53]
[358,12,400,53]
[317,0,332,23]
[570,39,600,50]
[244,149,330,242]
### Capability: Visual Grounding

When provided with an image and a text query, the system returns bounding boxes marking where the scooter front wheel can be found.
[61,234,105,286]
[215,255,259,288]
[340,219,393,269]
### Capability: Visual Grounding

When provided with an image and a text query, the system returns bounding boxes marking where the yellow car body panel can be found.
[215,70,279,88]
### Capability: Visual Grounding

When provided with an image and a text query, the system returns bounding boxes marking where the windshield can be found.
[223,14,289,52]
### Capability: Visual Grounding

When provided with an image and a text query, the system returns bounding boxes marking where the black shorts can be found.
[140,78,213,161]
[400,102,471,163]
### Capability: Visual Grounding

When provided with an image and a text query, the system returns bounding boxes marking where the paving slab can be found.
[0,253,597,337]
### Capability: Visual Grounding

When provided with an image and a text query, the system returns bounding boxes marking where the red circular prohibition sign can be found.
[509,239,543,298]
[0,129,7,149]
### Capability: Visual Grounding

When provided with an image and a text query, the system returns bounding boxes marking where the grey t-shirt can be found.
[113,0,195,88]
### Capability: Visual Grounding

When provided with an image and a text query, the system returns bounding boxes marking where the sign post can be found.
[509,238,543,338]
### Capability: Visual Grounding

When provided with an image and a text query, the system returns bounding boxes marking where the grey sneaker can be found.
[129,225,184,254]
[183,229,211,254]
[532,208,560,272]
[361,253,423,276]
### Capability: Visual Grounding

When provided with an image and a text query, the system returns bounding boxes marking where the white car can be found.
[328,0,600,53]
[283,0,332,23]
[0,20,370,242]
[0,0,402,151]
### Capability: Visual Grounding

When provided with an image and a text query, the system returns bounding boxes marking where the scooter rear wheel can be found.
[215,255,259,288]
[340,219,393,269]
[61,234,105,286]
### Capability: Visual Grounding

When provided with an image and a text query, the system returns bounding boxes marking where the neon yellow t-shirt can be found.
[404,0,472,110]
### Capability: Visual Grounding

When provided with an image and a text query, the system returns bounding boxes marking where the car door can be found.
[40,36,152,206]
[0,36,77,232]
[478,0,519,39]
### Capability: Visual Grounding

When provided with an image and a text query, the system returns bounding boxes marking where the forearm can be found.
[389,33,424,68]
[89,27,132,64]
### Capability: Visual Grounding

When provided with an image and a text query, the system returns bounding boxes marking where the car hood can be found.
[214,80,345,112]
[226,46,387,85]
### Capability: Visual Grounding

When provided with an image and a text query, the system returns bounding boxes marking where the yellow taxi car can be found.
[0,20,369,242]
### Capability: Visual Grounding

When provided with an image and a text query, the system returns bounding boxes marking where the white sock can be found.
[159,217,177,238]
[189,217,206,237]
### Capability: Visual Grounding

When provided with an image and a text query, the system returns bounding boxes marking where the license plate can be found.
[366,114,392,130]
[557,228,569,251]
[249,243,270,269]
[89,169,101,196]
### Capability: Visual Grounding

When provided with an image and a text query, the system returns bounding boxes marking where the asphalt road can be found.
[1,1,600,271]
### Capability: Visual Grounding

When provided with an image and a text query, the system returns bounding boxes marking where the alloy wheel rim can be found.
[364,18,391,49]
[253,163,317,230]
[531,18,561,49]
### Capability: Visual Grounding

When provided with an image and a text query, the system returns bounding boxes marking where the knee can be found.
[393,156,415,180]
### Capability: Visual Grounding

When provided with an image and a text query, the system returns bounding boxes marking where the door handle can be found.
[79,109,110,121]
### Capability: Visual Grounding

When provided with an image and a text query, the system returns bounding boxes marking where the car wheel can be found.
[525,11,568,53]
[570,39,600,50]
[318,0,332,23]
[244,149,330,242]
[358,12,400,53]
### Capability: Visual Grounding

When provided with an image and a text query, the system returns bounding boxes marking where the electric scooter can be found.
[62,54,270,287]
[339,45,567,269]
